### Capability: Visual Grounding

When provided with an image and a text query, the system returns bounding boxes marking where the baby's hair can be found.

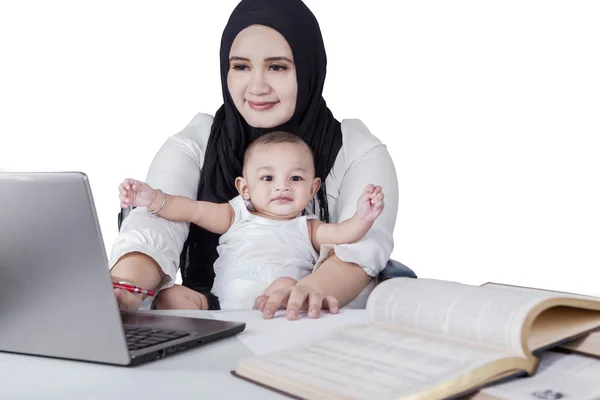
[243,131,315,166]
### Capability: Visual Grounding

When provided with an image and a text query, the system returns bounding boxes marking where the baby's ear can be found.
[311,177,321,197]
[235,177,250,199]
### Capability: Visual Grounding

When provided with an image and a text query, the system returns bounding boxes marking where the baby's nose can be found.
[275,181,291,191]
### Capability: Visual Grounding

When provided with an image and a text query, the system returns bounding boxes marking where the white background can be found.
[1,1,598,295]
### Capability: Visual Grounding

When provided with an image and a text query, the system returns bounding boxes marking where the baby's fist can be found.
[118,178,157,208]
[356,184,385,223]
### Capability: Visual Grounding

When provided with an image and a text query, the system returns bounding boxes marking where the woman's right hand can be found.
[110,252,165,311]
[112,278,145,310]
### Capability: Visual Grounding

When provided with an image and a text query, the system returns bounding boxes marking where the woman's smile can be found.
[248,100,278,111]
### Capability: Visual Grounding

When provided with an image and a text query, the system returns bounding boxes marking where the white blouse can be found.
[109,112,399,308]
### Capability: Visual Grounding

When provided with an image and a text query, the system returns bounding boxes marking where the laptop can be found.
[0,171,245,366]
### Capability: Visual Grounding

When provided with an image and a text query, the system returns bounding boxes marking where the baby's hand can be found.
[118,178,157,208]
[356,184,385,223]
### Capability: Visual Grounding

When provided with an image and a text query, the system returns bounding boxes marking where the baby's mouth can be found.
[272,196,293,203]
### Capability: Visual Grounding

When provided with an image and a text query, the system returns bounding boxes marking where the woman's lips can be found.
[248,101,277,111]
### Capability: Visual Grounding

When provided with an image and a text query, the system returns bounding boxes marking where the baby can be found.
[119,131,385,310]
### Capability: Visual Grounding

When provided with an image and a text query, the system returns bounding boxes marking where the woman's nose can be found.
[248,71,270,95]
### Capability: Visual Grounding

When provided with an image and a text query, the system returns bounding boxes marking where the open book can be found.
[560,329,600,359]
[480,283,600,360]
[232,277,600,400]
[474,350,600,400]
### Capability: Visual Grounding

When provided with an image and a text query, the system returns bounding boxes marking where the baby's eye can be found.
[290,176,303,181]
[261,176,273,181]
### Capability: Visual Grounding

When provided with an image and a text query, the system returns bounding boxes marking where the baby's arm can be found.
[150,192,234,235]
[309,184,384,250]
[119,178,234,235]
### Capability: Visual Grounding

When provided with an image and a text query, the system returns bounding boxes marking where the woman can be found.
[110,0,399,320]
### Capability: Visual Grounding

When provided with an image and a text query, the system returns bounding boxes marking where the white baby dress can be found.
[210,195,319,310]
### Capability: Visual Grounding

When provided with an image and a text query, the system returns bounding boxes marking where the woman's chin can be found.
[242,110,289,129]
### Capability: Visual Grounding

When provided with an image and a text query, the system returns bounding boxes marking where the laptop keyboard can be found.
[124,326,190,351]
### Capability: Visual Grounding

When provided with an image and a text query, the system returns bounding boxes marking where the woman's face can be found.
[227,25,298,128]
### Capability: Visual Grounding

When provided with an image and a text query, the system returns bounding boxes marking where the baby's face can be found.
[237,142,320,219]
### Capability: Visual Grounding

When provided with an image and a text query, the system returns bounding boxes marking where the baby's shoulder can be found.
[227,195,250,225]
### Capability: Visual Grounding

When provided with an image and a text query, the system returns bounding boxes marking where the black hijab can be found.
[179,0,343,298]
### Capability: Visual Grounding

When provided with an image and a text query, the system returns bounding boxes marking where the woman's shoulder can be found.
[166,114,385,165]
[172,112,214,146]
[339,118,385,162]
[144,113,214,177]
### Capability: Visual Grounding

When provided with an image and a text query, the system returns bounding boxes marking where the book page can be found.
[475,351,600,400]
[366,279,578,355]
[237,324,525,400]
[212,309,369,356]
[561,329,600,357]
[482,282,600,302]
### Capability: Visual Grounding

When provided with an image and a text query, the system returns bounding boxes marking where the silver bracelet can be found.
[148,189,166,215]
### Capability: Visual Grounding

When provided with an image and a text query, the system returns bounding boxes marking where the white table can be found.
[0,309,369,399]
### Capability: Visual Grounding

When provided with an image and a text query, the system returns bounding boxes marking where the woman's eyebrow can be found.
[229,56,250,62]
[264,56,293,63]
[228,56,293,63]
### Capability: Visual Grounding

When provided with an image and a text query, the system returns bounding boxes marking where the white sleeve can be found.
[314,121,399,277]
[108,113,213,289]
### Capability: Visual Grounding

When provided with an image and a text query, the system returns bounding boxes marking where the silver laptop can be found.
[0,171,245,366]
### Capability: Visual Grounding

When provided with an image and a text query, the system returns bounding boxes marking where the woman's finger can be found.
[262,289,290,319]
[285,286,311,321]
[255,295,268,311]
[114,288,142,311]
[323,295,340,314]
[307,291,324,319]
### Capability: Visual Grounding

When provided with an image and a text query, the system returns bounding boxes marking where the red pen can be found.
[113,281,155,297]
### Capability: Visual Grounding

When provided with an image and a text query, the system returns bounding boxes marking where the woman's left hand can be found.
[255,283,340,320]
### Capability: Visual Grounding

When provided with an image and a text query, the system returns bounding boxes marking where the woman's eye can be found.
[261,176,273,181]
[231,64,249,71]
[269,64,288,72]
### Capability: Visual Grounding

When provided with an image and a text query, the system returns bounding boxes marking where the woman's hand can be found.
[155,284,209,310]
[256,254,371,320]
[110,252,165,311]
[112,277,145,311]
[255,282,340,321]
